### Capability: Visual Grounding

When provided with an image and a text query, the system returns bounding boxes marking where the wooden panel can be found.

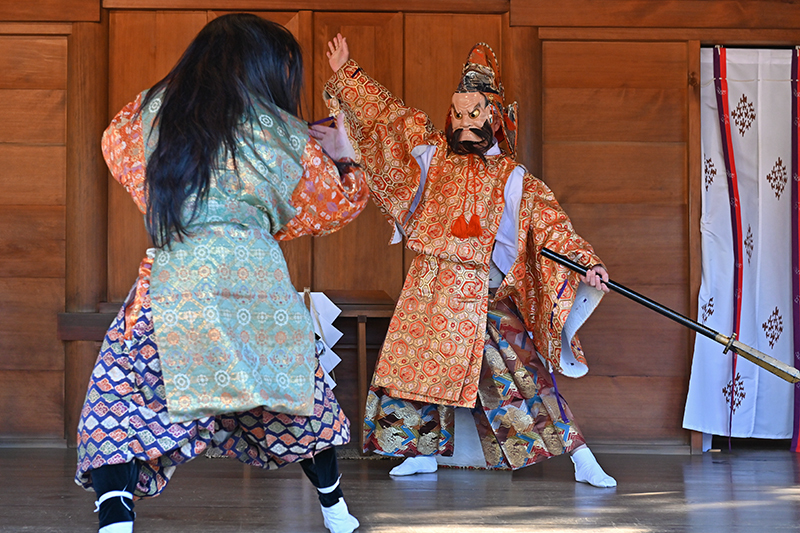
[541,38,692,446]
[544,87,687,143]
[543,142,686,204]
[58,312,117,341]
[0,371,64,438]
[0,36,67,89]
[0,278,65,370]
[404,13,503,131]
[107,10,208,301]
[502,17,541,175]
[0,146,65,205]
[104,0,510,13]
[314,12,404,114]
[0,207,65,278]
[0,90,65,144]
[579,284,689,377]
[511,0,800,30]
[564,203,688,286]
[686,40,703,453]
[314,202,403,298]
[0,0,98,22]
[106,186,151,301]
[543,41,687,89]
[556,375,688,443]
[108,10,207,114]
[311,12,405,297]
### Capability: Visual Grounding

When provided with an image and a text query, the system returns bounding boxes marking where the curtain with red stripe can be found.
[684,47,797,444]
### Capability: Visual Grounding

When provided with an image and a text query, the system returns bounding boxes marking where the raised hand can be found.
[327,33,350,72]
[309,113,356,162]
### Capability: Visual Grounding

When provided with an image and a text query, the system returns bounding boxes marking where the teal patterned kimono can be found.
[141,93,317,422]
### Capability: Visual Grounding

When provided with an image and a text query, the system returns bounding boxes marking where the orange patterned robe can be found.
[326,61,603,461]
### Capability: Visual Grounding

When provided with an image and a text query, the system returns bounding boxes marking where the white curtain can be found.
[683,48,795,439]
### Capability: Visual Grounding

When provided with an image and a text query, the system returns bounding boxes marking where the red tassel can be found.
[451,214,469,238]
[466,213,482,237]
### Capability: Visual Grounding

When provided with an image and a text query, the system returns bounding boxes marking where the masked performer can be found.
[75,15,368,533]
[324,35,616,488]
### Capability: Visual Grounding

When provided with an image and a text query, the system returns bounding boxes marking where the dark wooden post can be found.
[64,11,109,447]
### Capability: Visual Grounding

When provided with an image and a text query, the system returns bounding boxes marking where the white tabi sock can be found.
[571,446,617,488]
[388,455,438,476]
[320,498,359,533]
[98,523,133,533]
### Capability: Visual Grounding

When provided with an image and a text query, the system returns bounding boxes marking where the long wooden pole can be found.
[541,247,800,384]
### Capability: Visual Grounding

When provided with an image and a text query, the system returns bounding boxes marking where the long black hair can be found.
[140,13,304,248]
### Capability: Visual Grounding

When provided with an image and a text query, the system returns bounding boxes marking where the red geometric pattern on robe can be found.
[494,174,602,375]
[376,149,516,408]
[102,93,147,213]
[325,60,438,227]
[275,141,369,240]
[327,61,521,407]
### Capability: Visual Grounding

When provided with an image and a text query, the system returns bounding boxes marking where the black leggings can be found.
[91,461,137,528]
[91,445,344,526]
[300,446,344,507]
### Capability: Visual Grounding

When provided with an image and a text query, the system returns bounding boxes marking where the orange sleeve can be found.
[274,137,370,240]
[495,173,603,374]
[101,93,147,214]
[323,60,443,226]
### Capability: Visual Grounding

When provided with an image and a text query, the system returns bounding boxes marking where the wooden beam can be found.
[512,0,800,30]
[58,313,117,341]
[0,0,99,22]
[538,27,800,45]
[0,23,72,35]
[103,0,510,13]
[687,40,703,454]
[65,13,109,446]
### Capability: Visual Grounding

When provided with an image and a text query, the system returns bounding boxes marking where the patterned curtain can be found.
[683,47,799,444]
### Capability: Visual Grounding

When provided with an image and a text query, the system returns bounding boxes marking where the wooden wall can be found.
[513,0,800,451]
[1,0,799,451]
[0,24,71,442]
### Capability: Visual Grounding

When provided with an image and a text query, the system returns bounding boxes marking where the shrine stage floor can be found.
[3,446,800,533]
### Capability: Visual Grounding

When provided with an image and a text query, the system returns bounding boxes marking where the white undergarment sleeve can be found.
[491,165,524,275]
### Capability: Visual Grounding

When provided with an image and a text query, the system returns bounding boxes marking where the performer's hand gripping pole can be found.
[541,247,800,384]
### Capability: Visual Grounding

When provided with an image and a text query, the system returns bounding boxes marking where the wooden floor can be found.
[3,446,800,532]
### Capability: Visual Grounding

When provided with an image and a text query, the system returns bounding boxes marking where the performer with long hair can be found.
[76,15,367,533]
[324,34,616,487]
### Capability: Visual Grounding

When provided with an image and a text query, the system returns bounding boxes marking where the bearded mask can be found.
[445,43,518,160]
[446,93,496,158]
